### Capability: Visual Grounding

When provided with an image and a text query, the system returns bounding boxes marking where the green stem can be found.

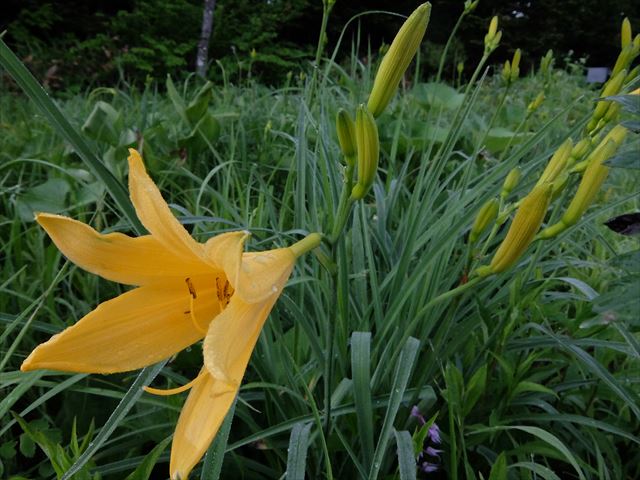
[329,165,355,243]
[436,12,466,83]
[309,1,333,100]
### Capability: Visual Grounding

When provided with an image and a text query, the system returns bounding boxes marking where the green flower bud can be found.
[463,0,479,15]
[621,17,632,49]
[350,104,379,200]
[510,48,521,82]
[536,138,573,186]
[488,183,553,273]
[469,198,499,244]
[527,92,545,113]
[336,109,357,162]
[501,60,511,85]
[591,69,627,122]
[501,167,521,198]
[570,137,591,163]
[484,16,501,53]
[367,2,431,117]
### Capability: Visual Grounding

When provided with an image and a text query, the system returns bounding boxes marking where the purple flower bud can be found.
[410,405,426,425]
[428,423,441,444]
[424,446,443,458]
[421,461,439,473]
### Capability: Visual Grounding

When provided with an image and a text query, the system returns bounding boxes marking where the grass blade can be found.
[285,422,313,480]
[201,398,237,480]
[394,430,417,480]
[369,336,420,480]
[61,361,167,480]
[351,331,375,466]
[0,38,143,233]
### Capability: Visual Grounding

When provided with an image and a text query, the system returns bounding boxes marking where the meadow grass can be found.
[1,14,640,480]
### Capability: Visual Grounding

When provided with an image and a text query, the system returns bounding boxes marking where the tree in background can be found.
[196,0,217,78]
[1,0,638,89]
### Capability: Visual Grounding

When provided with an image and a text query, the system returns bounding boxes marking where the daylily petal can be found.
[36,213,213,286]
[204,231,247,280]
[169,369,236,480]
[206,232,296,303]
[127,149,207,263]
[21,276,220,374]
[235,249,296,303]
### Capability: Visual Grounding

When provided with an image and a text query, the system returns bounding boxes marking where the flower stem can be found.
[290,233,322,258]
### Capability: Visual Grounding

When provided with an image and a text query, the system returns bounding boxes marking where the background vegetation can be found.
[1,1,639,479]
[2,0,639,88]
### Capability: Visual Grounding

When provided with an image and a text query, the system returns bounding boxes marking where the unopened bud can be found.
[573,125,627,173]
[540,49,554,76]
[510,48,521,82]
[536,138,573,186]
[487,183,553,273]
[367,2,431,117]
[501,167,521,197]
[604,102,621,122]
[463,0,479,15]
[469,198,499,244]
[336,109,357,162]
[351,105,379,200]
[591,69,627,122]
[541,130,627,238]
[625,65,640,85]
[484,16,501,52]
[501,60,511,85]
[570,137,591,163]
[527,92,545,113]
[621,17,632,49]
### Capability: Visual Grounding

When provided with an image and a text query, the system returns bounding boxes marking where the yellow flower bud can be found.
[250,48,257,59]
[510,48,521,82]
[469,198,499,244]
[488,183,553,273]
[527,92,545,113]
[484,16,501,52]
[621,17,632,49]
[336,109,357,161]
[573,125,627,173]
[591,69,627,122]
[457,61,464,75]
[604,102,621,122]
[501,167,521,198]
[536,138,573,186]
[351,105,379,200]
[540,129,627,239]
[367,2,431,117]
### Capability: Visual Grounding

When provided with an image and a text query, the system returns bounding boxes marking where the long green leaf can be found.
[0,38,143,233]
[369,336,420,480]
[285,422,313,480]
[351,331,375,466]
[201,398,237,480]
[394,430,417,480]
[61,361,167,480]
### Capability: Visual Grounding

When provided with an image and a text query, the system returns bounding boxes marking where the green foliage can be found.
[1,15,639,480]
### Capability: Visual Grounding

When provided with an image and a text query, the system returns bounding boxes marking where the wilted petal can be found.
[127,149,207,264]
[21,276,220,374]
[36,213,212,286]
[169,369,236,480]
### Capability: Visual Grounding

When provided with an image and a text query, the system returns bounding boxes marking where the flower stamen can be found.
[144,369,207,396]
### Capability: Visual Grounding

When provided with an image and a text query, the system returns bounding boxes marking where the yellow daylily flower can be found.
[21,149,320,480]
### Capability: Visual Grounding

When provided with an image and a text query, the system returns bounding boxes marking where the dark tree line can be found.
[1,0,638,89]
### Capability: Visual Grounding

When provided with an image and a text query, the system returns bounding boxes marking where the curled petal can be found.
[169,369,236,480]
[36,213,212,286]
[127,149,208,264]
[203,295,279,386]
[21,277,220,374]
[206,233,296,303]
